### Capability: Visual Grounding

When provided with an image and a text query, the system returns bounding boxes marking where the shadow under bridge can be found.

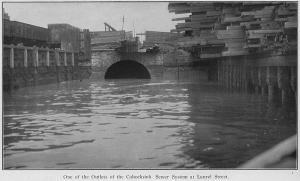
[104,60,151,79]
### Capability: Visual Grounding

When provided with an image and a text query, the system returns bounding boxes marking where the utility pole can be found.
[133,22,135,38]
[122,16,124,31]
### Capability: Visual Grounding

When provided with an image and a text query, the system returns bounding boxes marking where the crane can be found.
[104,22,116,31]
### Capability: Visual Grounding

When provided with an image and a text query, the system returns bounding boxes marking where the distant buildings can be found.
[3,8,10,20]
[3,10,92,62]
[48,23,81,52]
[3,19,50,47]
[47,24,91,63]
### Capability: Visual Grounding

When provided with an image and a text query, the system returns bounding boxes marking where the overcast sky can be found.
[3,2,181,34]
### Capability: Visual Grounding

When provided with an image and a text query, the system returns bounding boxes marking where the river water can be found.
[3,79,296,169]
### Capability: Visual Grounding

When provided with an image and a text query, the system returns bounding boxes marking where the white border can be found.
[0,1,299,181]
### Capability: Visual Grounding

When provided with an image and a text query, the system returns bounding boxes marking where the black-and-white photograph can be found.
[2,1,297,170]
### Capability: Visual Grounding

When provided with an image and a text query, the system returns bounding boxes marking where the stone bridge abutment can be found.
[91,50,165,80]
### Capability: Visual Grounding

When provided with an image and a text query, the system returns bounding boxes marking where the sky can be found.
[3,2,182,35]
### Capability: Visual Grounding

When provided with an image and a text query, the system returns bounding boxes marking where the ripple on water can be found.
[10,139,95,152]
[3,80,296,169]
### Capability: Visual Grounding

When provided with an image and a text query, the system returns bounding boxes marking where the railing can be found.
[3,44,78,68]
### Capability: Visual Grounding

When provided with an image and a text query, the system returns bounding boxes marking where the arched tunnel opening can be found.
[104,60,151,79]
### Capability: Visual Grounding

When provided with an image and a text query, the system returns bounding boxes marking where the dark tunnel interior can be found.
[104,60,151,79]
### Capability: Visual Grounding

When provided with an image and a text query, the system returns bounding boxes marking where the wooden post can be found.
[222,61,226,86]
[33,47,39,67]
[10,47,14,68]
[233,65,236,88]
[236,65,240,89]
[72,52,75,66]
[46,50,50,67]
[258,67,262,93]
[232,65,235,89]
[177,58,179,81]
[290,66,296,93]
[252,67,259,93]
[219,61,222,85]
[266,66,278,103]
[228,58,232,89]
[217,60,220,83]
[64,52,67,66]
[228,64,232,89]
[258,67,267,96]
[32,47,39,85]
[277,66,292,106]
[24,48,28,67]
[223,62,226,87]
[238,65,242,90]
[225,62,229,88]
[290,66,297,104]
[55,51,60,66]
[243,56,247,91]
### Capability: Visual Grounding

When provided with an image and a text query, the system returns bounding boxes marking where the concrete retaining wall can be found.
[3,66,91,92]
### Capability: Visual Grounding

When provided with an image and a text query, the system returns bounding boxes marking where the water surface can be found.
[3,79,296,169]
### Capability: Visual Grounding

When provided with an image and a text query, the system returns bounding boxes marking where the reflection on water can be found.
[3,79,296,169]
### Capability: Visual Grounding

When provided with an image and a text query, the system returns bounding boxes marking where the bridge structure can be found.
[90,43,297,106]
[91,50,166,80]
[89,43,211,81]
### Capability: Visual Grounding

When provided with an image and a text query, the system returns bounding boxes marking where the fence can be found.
[3,44,78,68]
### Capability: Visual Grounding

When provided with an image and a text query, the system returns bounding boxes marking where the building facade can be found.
[48,24,81,52]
